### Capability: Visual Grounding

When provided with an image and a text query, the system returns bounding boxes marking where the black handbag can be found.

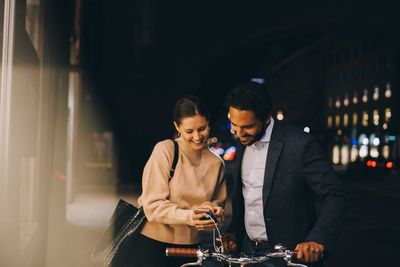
[91,140,179,266]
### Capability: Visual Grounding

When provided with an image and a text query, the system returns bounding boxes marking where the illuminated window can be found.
[332,145,340,164]
[343,93,349,106]
[373,86,379,101]
[335,115,340,127]
[373,110,379,126]
[370,147,379,158]
[327,116,333,128]
[384,108,392,123]
[359,145,368,158]
[340,145,350,165]
[335,97,341,108]
[362,111,369,127]
[385,83,392,98]
[251,78,265,84]
[352,91,358,104]
[369,133,376,145]
[386,135,396,142]
[359,133,368,145]
[362,89,368,103]
[372,137,380,146]
[352,113,358,126]
[382,145,390,159]
[350,146,358,162]
[276,111,284,121]
[343,113,349,127]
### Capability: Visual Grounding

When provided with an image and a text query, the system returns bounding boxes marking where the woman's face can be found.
[175,114,209,151]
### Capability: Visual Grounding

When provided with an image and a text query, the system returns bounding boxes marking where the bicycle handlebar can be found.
[165,248,200,258]
[166,244,309,267]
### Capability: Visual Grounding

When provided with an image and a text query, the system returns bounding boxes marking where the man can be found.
[223,81,345,266]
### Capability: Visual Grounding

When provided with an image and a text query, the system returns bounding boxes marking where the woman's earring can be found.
[177,132,182,137]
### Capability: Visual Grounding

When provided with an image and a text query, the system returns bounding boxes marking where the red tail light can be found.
[386,161,394,169]
[366,160,377,167]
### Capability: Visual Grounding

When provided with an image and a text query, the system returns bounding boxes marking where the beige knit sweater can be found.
[137,138,226,244]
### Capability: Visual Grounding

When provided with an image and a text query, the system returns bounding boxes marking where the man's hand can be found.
[295,241,324,263]
[222,233,238,253]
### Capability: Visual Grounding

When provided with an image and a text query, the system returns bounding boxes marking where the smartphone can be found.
[194,208,217,221]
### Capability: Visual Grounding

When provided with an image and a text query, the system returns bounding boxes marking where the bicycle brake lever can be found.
[267,244,309,267]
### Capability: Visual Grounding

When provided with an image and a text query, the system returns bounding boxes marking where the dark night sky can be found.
[81,1,400,182]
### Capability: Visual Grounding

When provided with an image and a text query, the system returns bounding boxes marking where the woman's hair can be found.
[173,95,210,125]
[224,81,273,121]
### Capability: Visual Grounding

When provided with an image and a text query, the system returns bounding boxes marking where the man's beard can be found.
[243,120,270,146]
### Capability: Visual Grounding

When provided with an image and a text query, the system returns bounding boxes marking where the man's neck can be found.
[248,118,271,146]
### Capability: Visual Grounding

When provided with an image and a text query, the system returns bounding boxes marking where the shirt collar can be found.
[259,117,274,143]
[249,117,274,149]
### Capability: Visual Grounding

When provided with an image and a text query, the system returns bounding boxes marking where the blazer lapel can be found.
[233,143,245,191]
[263,123,284,206]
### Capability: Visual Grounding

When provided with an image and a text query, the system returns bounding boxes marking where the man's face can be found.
[228,107,266,146]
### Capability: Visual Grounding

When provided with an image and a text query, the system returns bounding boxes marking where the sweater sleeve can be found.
[140,141,194,226]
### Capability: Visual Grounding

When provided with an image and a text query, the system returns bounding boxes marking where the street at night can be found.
[325,173,400,267]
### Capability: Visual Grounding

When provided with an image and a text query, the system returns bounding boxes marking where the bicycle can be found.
[165,244,308,267]
[167,210,310,267]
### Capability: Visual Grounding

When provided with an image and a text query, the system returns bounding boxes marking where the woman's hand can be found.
[212,206,224,218]
[192,205,224,231]
[192,211,216,231]
[199,203,224,218]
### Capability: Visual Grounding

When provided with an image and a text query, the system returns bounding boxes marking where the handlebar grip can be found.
[165,248,199,258]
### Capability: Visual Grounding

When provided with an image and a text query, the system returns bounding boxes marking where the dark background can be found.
[79,1,400,183]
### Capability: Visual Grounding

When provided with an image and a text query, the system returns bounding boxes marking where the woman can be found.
[129,95,226,267]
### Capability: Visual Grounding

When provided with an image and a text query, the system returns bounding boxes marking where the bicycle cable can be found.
[205,213,224,254]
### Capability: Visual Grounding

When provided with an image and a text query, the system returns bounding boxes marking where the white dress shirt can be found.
[241,117,274,240]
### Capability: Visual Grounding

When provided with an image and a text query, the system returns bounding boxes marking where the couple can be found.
[122,81,345,267]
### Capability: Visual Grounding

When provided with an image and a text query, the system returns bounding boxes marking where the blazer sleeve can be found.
[140,141,194,226]
[302,136,346,253]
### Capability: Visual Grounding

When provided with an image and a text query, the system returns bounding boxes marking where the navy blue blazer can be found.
[227,121,345,254]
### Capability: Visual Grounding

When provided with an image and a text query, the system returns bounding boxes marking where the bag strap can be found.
[169,140,179,179]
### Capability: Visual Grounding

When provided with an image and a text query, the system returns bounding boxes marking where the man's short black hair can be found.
[224,81,273,121]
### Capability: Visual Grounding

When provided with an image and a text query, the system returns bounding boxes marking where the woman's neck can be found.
[177,138,203,164]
